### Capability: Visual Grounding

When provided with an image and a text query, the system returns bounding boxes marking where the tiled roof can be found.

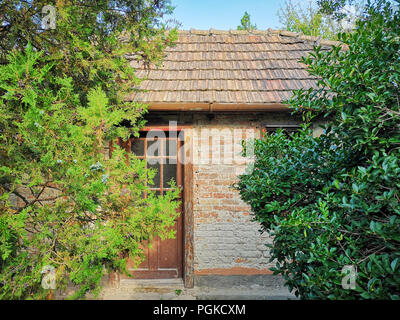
[127,29,342,105]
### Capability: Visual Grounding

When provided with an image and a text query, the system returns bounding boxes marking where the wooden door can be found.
[123,132,183,279]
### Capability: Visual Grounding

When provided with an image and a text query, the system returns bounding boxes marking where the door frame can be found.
[108,125,194,288]
[140,125,194,288]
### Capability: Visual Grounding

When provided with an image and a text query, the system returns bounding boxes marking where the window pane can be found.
[163,163,177,186]
[165,139,177,157]
[131,139,144,156]
[148,162,161,188]
[147,139,161,157]
[265,127,300,139]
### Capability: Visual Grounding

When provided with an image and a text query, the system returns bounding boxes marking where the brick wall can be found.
[188,113,300,275]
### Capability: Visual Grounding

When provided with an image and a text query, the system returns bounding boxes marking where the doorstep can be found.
[98,275,297,300]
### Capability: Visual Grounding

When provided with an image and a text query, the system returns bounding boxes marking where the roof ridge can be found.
[178,28,342,47]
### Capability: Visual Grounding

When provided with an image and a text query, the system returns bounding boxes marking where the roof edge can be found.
[177,28,343,47]
[148,102,290,112]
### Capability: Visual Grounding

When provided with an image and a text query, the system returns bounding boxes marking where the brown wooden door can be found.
[123,132,183,279]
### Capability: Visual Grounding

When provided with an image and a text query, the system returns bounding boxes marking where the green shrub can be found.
[235,1,400,299]
[0,45,179,301]
[0,1,178,300]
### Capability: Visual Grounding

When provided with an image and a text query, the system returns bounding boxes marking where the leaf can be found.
[361,292,370,299]
[366,92,376,101]
[391,258,399,272]
[333,179,340,189]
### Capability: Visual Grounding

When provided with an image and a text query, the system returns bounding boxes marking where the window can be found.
[130,131,183,196]
[262,124,301,138]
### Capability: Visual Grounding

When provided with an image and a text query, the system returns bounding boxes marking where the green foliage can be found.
[0,0,178,105]
[317,0,398,20]
[235,2,400,299]
[318,0,355,19]
[278,0,349,40]
[237,11,257,31]
[0,45,180,300]
[0,1,180,300]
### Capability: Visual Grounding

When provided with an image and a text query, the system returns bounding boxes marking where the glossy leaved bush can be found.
[235,2,400,299]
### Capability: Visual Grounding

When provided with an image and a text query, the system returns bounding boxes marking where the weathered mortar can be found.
[184,112,300,275]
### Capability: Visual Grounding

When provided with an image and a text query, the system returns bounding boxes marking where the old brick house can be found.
[107,29,340,290]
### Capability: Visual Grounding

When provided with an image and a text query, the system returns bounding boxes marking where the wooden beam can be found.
[182,128,194,288]
[148,102,289,112]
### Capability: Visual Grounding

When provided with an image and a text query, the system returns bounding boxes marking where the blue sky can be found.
[169,0,284,30]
